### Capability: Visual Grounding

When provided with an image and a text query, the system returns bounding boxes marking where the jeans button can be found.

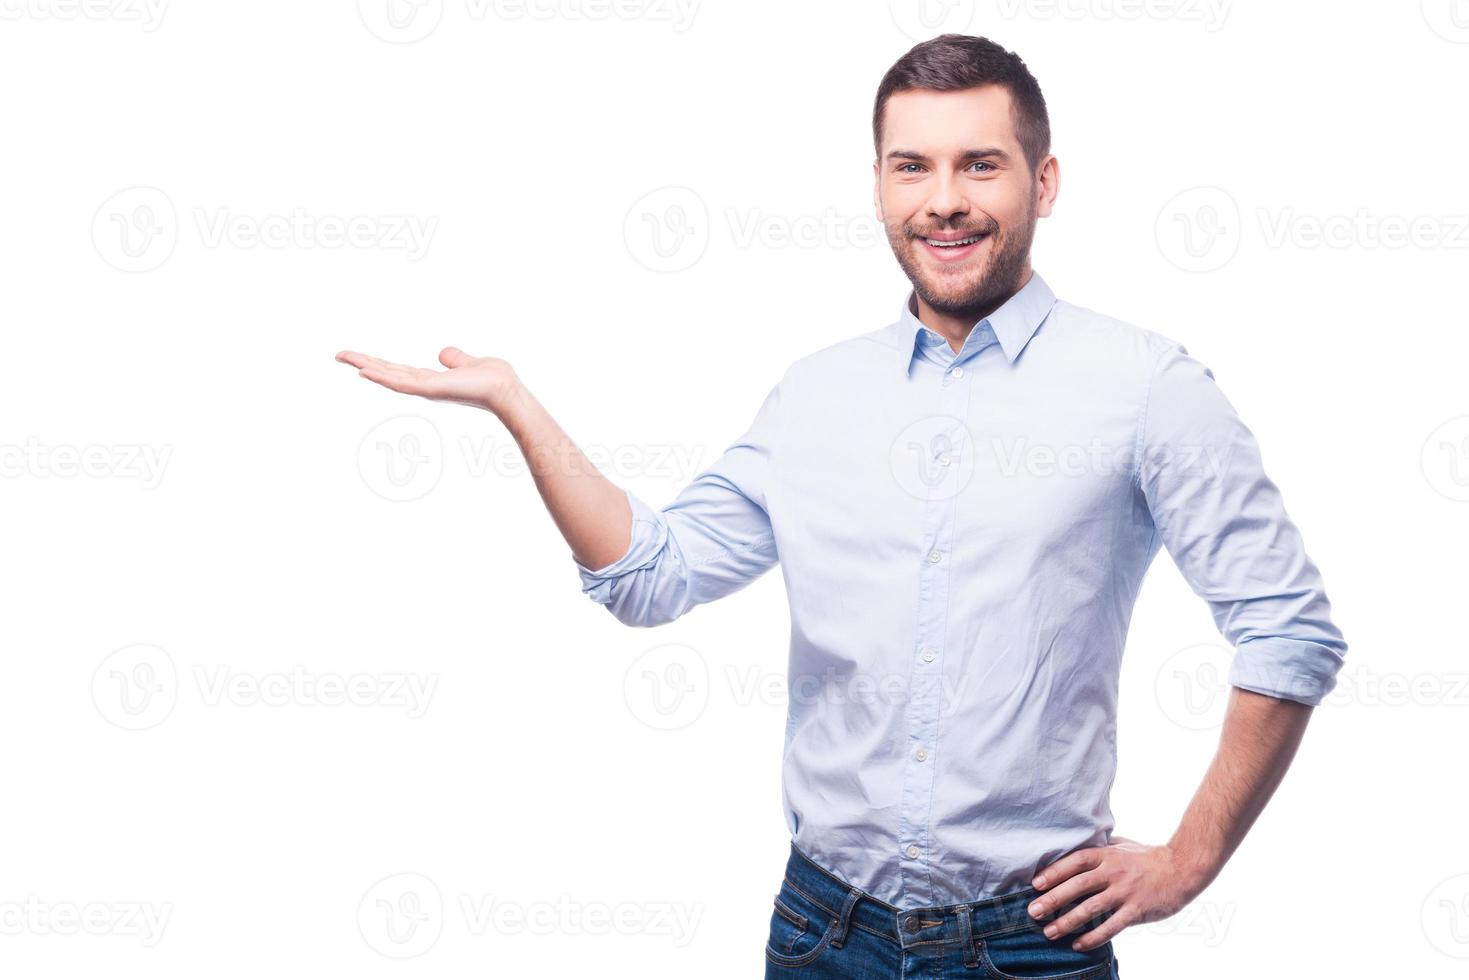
[904,915,919,932]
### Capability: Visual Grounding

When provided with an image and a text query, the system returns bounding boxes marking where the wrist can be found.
[1166,841,1223,892]
[483,374,529,417]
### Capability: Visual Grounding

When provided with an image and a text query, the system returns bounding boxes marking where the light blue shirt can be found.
[573,270,1346,908]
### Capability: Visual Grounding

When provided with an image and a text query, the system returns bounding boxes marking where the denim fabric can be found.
[765,842,1120,979]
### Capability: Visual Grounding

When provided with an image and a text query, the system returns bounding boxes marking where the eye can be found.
[969,161,995,173]
[898,163,925,174]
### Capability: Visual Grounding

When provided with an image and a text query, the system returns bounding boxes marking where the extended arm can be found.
[336,346,634,569]
[335,345,784,627]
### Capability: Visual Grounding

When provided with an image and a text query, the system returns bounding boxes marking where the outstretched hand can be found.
[335,347,521,413]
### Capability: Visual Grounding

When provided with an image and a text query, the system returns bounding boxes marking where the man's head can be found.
[872,34,1058,323]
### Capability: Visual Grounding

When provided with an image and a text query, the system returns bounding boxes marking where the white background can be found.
[3,1,1466,976]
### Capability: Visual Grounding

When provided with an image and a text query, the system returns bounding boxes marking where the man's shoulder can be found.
[1042,298,1184,363]
[770,321,904,389]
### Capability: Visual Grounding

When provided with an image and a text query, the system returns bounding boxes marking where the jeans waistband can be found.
[782,841,1047,954]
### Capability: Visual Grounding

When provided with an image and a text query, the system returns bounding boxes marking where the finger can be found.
[1042,890,1120,941]
[358,367,434,397]
[336,350,397,371]
[1070,904,1133,951]
[370,360,434,385]
[1033,848,1103,890]
[438,346,474,369]
[1027,869,1106,920]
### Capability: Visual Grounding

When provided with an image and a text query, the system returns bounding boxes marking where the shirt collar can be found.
[893,270,1057,375]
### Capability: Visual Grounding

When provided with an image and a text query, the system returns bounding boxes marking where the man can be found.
[336,33,1346,980]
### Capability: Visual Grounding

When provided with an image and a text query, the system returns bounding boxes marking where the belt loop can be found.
[828,887,862,949]
[956,904,978,968]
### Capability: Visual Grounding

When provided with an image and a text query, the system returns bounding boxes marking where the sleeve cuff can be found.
[1228,636,1346,706]
[572,487,668,604]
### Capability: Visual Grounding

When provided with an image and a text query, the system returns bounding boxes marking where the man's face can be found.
[874,85,1055,319]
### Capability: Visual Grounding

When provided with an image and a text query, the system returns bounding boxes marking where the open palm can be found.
[335,346,519,412]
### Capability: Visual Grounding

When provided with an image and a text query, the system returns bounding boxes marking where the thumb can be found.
[438,346,474,369]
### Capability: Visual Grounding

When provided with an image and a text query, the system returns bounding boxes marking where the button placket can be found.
[895,355,970,907]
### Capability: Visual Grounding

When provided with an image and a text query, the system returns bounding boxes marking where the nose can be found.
[925,172,969,225]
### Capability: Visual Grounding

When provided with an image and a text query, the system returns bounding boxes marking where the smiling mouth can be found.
[922,232,988,248]
[917,230,991,261]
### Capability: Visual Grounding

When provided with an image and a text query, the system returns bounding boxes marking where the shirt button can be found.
[916,746,928,761]
[906,845,920,859]
[937,453,951,466]
[921,649,935,663]
[928,550,941,563]
[951,366,964,378]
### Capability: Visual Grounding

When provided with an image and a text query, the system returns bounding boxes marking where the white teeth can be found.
[925,234,983,247]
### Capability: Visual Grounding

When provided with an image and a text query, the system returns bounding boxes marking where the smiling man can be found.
[336,33,1346,979]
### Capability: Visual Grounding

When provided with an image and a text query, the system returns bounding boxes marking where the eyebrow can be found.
[886,146,1012,165]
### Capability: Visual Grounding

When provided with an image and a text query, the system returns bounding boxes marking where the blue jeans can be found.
[765,842,1121,979]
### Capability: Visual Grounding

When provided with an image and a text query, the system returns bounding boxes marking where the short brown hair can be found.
[873,34,1051,173]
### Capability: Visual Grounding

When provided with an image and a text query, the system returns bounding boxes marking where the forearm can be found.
[492,380,633,571]
[1167,686,1314,887]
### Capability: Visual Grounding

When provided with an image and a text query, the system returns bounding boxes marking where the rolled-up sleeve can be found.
[1137,340,1347,705]
[572,377,783,627]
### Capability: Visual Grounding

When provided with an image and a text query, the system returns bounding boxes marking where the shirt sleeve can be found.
[1137,341,1347,706]
[571,378,783,627]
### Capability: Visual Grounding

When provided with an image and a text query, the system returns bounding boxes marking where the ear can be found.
[1034,154,1060,219]
[872,159,885,223]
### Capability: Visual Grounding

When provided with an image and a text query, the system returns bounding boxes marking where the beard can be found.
[886,204,1036,322]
